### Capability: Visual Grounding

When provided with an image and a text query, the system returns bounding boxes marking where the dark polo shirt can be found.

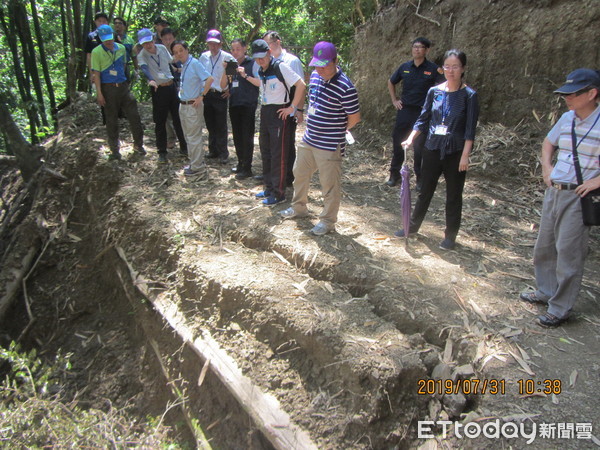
[389,58,444,108]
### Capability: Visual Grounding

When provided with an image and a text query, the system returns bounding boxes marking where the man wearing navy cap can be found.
[252,39,305,206]
[279,42,360,235]
[520,68,600,327]
[137,28,187,163]
[200,29,233,164]
[91,24,145,160]
[387,37,444,188]
[85,12,109,80]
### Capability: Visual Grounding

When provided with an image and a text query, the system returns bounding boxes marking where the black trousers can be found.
[101,82,144,154]
[229,104,256,173]
[391,106,425,178]
[151,83,187,154]
[259,104,293,199]
[286,116,297,184]
[410,149,466,241]
[203,91,229,159]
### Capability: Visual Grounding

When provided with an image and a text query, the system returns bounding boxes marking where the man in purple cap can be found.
[137,28,187,163]
[200,29,233,164]
[520,68,600,327]
[279,42,360,235]
[91,24,145,160]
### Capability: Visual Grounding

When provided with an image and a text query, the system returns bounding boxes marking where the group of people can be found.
[87,16,600,328]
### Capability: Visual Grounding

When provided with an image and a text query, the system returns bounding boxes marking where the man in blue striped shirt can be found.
[280,42,361,236]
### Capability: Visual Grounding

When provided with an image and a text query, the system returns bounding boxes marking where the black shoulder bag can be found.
[571,115,600,226]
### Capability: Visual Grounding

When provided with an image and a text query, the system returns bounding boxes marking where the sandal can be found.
[538,312,568,328]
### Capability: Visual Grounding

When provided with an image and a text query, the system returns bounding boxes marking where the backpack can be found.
[258,59,296,104]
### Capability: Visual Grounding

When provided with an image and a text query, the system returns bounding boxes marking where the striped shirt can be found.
[303,68,360,153]
[547,104,600,184]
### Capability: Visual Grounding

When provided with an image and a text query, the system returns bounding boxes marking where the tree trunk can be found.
[0,101,42,181]
[207,0,217,31]
[0,7,38,143]
[30,0,57,128]
[63,0,78,100]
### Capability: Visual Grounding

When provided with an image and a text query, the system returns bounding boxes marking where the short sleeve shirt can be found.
[547,105,600,184]
[138,44,173,84]
[303,68,360,153]
[389,59,443,107]
[274,50,304,78]
[200,49,233,91]
[260,59,301,105]
[179,56,211,101]
[91,43,127,83]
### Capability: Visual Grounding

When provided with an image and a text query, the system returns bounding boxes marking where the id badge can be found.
[109,70,118,76]
[434,125,448,135]
[308,105,317,115]
[232,81,239,88]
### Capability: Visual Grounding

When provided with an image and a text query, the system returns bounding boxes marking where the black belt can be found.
[102,82,127,87]
[180,100,195,105]
[208,88,225,94]
[552,182,578,191]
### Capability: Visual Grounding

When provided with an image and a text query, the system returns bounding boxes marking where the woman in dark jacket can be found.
[396,49,479,250]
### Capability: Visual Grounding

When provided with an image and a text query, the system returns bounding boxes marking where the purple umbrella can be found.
[399,145,411,247]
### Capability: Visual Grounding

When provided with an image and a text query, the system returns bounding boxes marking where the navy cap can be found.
[251,39,269,58]
[554,68,600,94]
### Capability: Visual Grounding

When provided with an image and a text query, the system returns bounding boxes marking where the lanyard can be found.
[104,45,117,69]
[210,51,221,75]
[441,89,451,125]
[150,53,161,68]
[180,57,192,92]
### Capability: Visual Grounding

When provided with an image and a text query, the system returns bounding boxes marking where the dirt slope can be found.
[2,94,598,448]
[353,0,600,127]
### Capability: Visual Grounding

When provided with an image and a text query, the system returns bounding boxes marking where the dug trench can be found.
[2,97,599,448]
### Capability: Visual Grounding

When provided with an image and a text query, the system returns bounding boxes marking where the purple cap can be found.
[97,24,114,42]
[309,41,337,67]
[206,29,222,43]
[137,28,153,45]
[554,68,600,94]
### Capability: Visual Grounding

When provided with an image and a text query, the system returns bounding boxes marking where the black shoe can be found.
[206,153,219,159]
[235,171,252,180]
[219,157,229,165]
[439,238,456,250]
[386,174,400,187]
[416,177,422,192]
[108,152,122,161]
[537,313,568,328]
[254,174,264,181]
[179,150,188,157]
[158,154,168,164]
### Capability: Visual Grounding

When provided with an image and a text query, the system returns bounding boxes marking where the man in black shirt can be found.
[387,37,443,188]
[85,12,109,81]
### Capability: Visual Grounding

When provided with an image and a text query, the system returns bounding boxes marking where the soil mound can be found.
[353,0,600,128]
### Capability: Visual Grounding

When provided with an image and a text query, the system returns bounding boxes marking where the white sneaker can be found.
[311,221,334,236]
[280,207,298,219]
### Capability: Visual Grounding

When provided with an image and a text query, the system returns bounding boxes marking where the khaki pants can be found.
[179,103,205,171]
[291,140,343,226]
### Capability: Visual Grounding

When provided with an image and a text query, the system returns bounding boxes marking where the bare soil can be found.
[2,93,599,449]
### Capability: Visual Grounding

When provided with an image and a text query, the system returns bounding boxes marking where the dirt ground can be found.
[2,94,599,449]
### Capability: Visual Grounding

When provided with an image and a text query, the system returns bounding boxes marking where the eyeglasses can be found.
[412,45,426,49]
[443,65,462,71]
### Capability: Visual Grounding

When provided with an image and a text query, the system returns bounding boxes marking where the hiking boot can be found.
[134,146,147,156]
[311,221,334,236]
[519,291,547,305]
[108,152,122,161]
[158,154,168,164]
[537,312,568,328]
[235,171,252,180]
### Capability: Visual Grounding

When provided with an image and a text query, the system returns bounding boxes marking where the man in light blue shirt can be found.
[171,41,213,178]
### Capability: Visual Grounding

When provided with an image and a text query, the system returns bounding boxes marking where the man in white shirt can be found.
[200,29,233,164]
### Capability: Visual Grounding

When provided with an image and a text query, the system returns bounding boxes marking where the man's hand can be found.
[193,96,204,108]
[96,92,106,107]
[277,105,296,120]
[459,154,470,172]
[575,177,600,197]
[221,90,230,99]
[392,99,403,110]
[148,80,158,91]
[542,162,553,187]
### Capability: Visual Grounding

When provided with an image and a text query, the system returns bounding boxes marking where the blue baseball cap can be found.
[137,28,153,45]
[554,68,600,94]
[97,24,114,42]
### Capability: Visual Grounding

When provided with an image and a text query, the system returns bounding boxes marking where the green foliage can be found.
[0,342,177,447]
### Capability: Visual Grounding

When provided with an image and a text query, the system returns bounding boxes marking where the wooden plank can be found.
[116,247,317,450]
